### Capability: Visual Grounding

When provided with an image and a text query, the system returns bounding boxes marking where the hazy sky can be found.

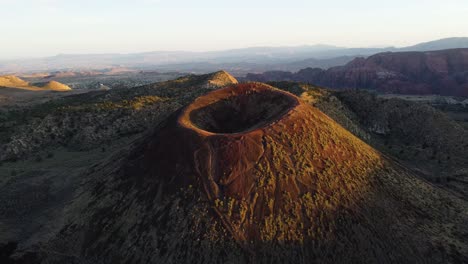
[1,0,467,59]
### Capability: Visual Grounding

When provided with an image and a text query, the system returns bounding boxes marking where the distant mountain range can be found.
[245,48,468,96]
[1,37,468,75]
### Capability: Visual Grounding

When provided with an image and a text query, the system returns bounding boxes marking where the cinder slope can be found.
[172,83,383,243]
[26,83,468,264]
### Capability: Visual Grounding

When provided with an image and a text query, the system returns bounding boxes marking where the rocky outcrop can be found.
[246,48,468,96]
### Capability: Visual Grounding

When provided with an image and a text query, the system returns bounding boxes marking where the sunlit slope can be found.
[0,75,71,91]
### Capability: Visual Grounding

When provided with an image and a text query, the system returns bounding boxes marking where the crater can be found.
[189,87,298,134]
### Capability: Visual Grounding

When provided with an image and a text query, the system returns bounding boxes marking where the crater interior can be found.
[190,89,297,134]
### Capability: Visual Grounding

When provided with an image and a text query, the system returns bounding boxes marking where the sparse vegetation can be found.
[1,73,467,263]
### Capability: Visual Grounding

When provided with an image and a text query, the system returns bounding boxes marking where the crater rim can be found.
[179,84,300,135]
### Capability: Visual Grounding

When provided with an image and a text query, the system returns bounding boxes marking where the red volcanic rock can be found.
[246,49,468,96]
[141,83,383,243]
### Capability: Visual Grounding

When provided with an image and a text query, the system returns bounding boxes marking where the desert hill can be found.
[0,75,71,92]
[246,48,468,96]
[34,81,72,91]
[134,83,384,243]
[0,75,30,88]
[24,83,467,264]
[201,70,238,88]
